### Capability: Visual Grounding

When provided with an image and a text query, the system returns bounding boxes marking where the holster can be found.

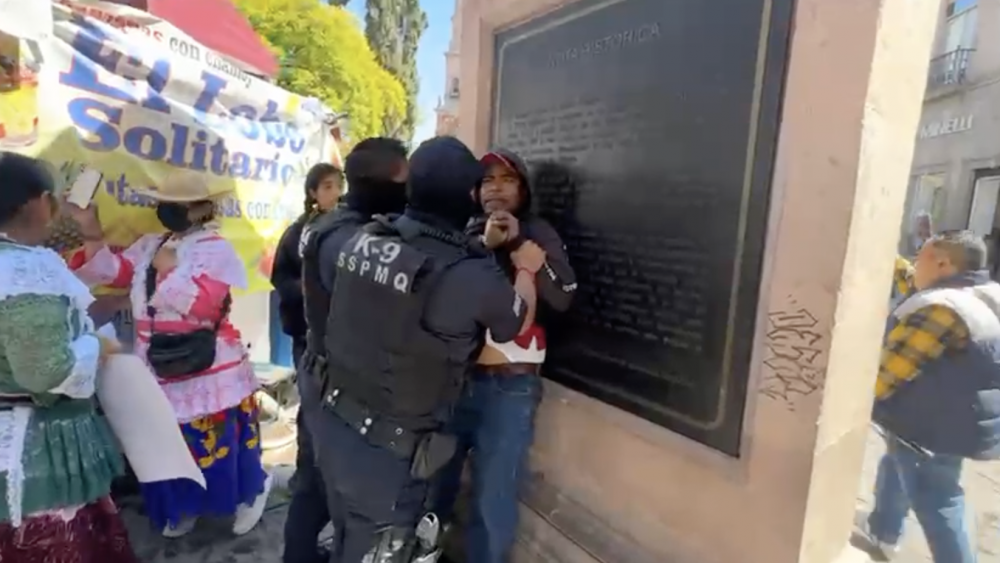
[302,350,328,382]
[410,432,457,480]
[313,355,457,479]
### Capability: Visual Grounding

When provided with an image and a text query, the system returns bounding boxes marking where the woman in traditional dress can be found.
[0,152,137,562]
[66,169,272,538]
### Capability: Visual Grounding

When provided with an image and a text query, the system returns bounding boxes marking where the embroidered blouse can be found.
[70,228,258,422]
[0,241,122,526]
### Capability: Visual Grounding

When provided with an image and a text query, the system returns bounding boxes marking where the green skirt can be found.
[0,400,124,523]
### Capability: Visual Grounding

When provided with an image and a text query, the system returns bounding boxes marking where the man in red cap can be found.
[435,148,576,563]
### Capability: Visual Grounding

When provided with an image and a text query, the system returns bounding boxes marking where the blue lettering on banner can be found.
[57,15,308,189]
[100,171,296,220]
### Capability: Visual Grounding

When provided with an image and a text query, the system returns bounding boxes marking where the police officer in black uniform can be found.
[300,137,411,377]
[284,137,410,563]
[303,136,536,563]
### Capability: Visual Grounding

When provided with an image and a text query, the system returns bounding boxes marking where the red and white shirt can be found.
[484,322,546,364]
[70,228,257,422]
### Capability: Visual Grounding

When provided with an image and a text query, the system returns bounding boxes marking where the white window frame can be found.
[943,0,978,52]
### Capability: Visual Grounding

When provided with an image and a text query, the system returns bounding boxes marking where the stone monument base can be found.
[450,0,942,560]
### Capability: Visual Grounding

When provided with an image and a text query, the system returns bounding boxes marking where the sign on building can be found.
[918,115,974,139]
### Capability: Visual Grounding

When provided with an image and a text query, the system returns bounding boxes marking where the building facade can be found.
[434,0,464,136]
[907,0,1000,245]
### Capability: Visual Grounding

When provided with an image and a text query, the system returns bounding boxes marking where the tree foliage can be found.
[365,0,427,142]
[234,0,406,144]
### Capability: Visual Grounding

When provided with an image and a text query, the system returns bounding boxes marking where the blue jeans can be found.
[867,436,976,563]
[435,369,543,563]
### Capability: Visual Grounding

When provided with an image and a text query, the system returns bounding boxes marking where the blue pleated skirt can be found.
[139,395,267,529]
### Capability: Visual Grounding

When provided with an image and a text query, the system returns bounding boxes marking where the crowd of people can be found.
[0,134,577,563]
[3,130,998,563]
[273,136,575,563]
[0,151,276,562]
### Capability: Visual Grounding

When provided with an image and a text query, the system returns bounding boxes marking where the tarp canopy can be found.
[109,0,278,78]
[1,0,334,292]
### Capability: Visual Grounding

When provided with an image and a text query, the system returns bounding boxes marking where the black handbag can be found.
[144,234,232,379]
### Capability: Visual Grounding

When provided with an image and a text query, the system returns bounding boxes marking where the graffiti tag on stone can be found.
[760,305,827,411]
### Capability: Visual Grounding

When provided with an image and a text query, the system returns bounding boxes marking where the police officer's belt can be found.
[320,383,422,459]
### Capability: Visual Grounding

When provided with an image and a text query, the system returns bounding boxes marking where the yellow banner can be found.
[1,1,337,294]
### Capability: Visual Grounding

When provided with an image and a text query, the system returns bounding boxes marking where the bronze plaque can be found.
[493,0,794,455]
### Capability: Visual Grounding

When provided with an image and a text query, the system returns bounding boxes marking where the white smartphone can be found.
[66,167,103,209]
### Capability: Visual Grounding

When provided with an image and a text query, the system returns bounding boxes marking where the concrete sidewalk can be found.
[123,452,299,563]
[121,491,291,563]
[852,431,1000,562]
[123,431,1000,562]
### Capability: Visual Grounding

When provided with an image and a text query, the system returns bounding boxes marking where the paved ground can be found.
[122,444,304,563]
[852,431,1000,562]
[121,430,1000,562]
[122,494,292,563]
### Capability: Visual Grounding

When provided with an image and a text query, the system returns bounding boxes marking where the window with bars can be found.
[927,0,977,88]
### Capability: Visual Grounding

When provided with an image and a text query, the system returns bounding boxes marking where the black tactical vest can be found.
[300,208,366,354]
[323,218,469,429]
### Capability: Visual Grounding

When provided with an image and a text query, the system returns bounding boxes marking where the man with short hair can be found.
[905,211,934,258]
[283,137,410,563]
[862,230,1000,563]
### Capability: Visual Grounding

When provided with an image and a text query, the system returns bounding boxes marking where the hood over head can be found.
[405,136,484,230]
[475,147,532,217]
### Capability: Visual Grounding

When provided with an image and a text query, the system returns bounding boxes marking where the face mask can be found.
[378,180,408,214]
[345,179,407,216]
[441,191,479,228]
[156,202,193,233]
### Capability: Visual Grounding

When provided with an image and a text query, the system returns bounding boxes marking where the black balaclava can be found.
[343,143,407,217]
[405,137,483,231]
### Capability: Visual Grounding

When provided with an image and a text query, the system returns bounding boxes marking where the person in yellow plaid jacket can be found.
[877,255,970,401]
[861,231,1000,563]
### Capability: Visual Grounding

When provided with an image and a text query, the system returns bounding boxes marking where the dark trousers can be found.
[434,369,542,563]
[283,342,331,563]
[283,409,332,563]
[299,371,429,562]
[292,339,307,380]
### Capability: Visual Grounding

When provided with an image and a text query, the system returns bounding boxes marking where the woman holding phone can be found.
[65,169,271,539]
[0,152,137,561]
